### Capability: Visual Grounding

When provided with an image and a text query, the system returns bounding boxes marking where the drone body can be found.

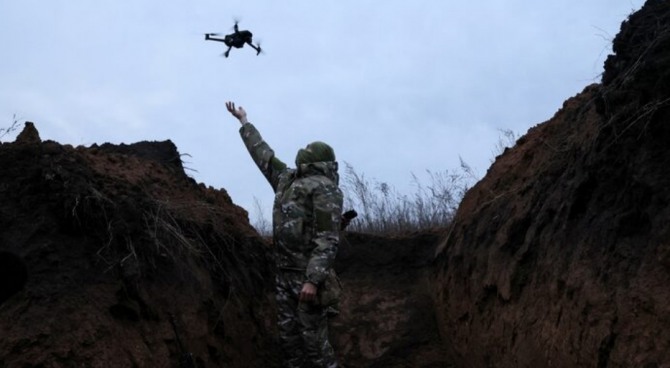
[205,22,262,58]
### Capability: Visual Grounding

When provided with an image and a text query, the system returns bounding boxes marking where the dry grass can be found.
[341,160,478,234]
[249,160,479,236]
[0,115,20,141]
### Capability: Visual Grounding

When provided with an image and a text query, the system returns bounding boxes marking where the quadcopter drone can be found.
[205,21,262,58]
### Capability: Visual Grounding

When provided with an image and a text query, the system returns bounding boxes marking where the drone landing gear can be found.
[223,46,232,58]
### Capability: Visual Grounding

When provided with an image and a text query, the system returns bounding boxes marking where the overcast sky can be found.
[0,0,643,224]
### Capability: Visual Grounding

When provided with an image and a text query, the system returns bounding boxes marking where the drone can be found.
[205,21,262,58]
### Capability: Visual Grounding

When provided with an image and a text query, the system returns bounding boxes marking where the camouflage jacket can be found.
[239,122,343,285]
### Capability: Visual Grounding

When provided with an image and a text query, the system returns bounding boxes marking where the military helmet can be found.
[295,141,336,166]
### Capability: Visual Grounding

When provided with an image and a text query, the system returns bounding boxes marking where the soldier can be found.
[226,101,343,368]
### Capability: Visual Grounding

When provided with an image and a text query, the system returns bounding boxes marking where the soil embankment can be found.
[0,133,280,367]
[434,1,670,366]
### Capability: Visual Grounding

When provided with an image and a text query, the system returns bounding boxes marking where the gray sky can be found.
[0,1,642,224]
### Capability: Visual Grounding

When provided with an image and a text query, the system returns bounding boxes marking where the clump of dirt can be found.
[0,131,280,367]
[434,1,670,367]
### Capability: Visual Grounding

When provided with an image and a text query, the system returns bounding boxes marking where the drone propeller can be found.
[231,17,241,31]
[205,33,221,36]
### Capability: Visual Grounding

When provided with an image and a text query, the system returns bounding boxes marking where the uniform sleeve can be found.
[239,122,288,191]
[305,181,344,285]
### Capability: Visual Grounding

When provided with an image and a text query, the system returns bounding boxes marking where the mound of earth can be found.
[0,128,280,367]
[434,1,670,367]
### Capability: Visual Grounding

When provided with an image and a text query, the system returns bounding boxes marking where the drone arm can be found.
[247,41,261,55]
[223,45,232,57]
[205,36,228,43]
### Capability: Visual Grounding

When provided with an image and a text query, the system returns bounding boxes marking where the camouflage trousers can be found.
[275,270,338,368]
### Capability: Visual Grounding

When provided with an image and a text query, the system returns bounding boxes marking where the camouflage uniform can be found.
[240,122,343,368]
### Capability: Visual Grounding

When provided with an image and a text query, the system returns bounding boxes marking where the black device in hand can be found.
[340,210,358,230]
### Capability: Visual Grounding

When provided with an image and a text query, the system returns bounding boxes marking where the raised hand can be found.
[226,101,248,125]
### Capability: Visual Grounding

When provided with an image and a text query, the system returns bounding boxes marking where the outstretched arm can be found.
[226,101,287,190]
